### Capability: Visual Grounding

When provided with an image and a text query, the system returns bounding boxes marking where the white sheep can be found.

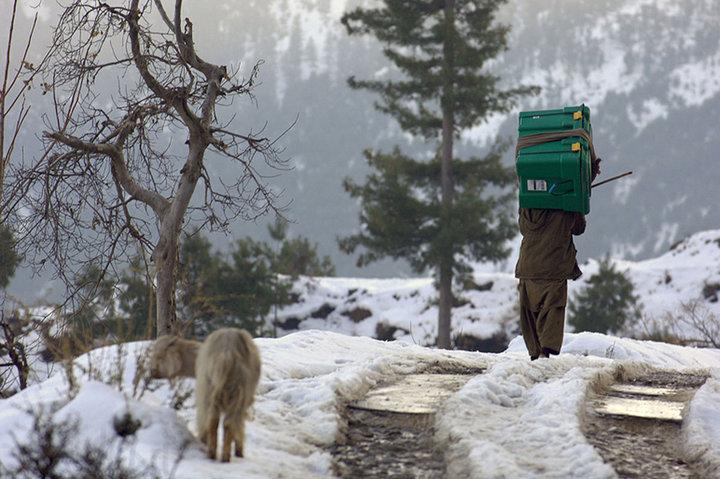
[148,335,201,379]
[195,327,261,461]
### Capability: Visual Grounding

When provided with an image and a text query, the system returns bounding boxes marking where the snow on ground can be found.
[440,332,720,478]
[1,330,718,478]
[6,230,717,396]
[0,331,485,478]
[274,229,720,347]
[438,354,618,479]
[0,305,60,393]
[508,332,720,369]
[276,274,518,347]
[2,230,718,476]
[683,369,720,476]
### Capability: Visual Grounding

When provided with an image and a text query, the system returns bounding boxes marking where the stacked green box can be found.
[516,105,593,214]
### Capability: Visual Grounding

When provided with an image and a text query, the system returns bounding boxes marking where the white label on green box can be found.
[527,179,547,191]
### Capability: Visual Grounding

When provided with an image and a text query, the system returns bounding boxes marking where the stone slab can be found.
[609,384,693,401]
[594,396,685,422]
[350,374,473,415]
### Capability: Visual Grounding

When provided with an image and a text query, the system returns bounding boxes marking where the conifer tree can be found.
[117,256,154,340]
[340,0,537,348]
[177,226,335,337]
[568,257,642,335]
[269,219,335,278]
[0,224,20,289]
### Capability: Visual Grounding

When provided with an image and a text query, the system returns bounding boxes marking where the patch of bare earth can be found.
[330,364,482,479]
[331,409,444,479]
[584,371,708,478]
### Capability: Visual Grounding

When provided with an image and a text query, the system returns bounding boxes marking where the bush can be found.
[0,407,167,479]
[568,257,641,334]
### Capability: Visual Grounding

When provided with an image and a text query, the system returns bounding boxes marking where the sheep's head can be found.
[148,335,182,379]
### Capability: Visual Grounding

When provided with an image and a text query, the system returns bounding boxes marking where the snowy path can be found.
[584,371,707,478]
[331,361,712,479]
[332,367,482,478]
[1,331,719,478]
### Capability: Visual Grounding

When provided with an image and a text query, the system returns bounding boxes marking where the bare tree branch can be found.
[13,0,289,336]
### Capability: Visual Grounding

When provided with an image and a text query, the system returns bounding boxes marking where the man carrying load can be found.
[514,163,598,360]
[513,105,602,360]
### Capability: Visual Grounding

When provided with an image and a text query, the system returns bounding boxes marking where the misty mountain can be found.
[4,0,720,301]
[182,0,720,271]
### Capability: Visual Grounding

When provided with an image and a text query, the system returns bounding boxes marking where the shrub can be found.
[0,407,167,479]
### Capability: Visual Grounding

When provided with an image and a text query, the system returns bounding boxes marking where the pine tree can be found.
[117,255,155,340]
[268,218,335,278]
[340,0,538,348]
[60,263,118,351]
[177,227,335,337]
[568,257,642,335]
[0,224,20,289]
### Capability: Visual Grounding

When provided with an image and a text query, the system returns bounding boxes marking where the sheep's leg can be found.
[206,413,219,460]
[234,412,246,458]
[222,418,234,462]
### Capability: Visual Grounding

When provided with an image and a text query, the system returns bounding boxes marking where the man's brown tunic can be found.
[514,208,586,358]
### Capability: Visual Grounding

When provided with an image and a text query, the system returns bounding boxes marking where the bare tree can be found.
[1,0,54,219]
[672,299,719,348]
[17,0,288,336]
[638,298,720,348]
[0,310,30,393]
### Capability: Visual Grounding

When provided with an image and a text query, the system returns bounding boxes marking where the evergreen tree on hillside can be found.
[0,224,20,289]
[117,256,154,340]
[178,226,335,337]
[340,0,538,348]
[568,258,642,335]
[269,219,335,278]
[178,234,222,334]
[62,264,117,346]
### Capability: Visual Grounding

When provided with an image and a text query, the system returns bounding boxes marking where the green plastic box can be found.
[516,105,593,214]
[518,105,592,138]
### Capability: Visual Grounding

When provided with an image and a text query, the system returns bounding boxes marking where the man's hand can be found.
[591,157,602,181]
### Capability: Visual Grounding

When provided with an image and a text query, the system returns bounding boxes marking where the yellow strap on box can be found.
[573,111,582,120]
[571,142,581,152]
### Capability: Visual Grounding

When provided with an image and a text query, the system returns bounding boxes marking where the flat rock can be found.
[594,396,685,422]
[609,384,694,401]
[351,374,472,414]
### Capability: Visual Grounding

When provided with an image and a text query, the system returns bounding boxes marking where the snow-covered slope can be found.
[274,229,720,347]
[0,331,718,478]
[6,0,720,296]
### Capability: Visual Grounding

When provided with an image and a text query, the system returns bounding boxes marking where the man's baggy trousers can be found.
[518,279,567,358]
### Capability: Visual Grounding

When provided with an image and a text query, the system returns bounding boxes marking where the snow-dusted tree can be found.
[568,257,642,335]
[340,0,538,348]
[18,0,287,335]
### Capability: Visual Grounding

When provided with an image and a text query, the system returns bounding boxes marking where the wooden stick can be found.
[591,171,633,189]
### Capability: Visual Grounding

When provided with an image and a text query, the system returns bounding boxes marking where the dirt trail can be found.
[584,371,708,478]
[330,365,482,479]
[331,408,444,479]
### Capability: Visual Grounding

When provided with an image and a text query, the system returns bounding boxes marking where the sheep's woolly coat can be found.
[149,335,201,379]
[195,328,261,462]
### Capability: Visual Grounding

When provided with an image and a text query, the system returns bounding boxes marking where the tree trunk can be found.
[437,257,453,348]
[154,138,205,337]
[155,233,178,337]
[0,111,5,217]
[437,0,456,349]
